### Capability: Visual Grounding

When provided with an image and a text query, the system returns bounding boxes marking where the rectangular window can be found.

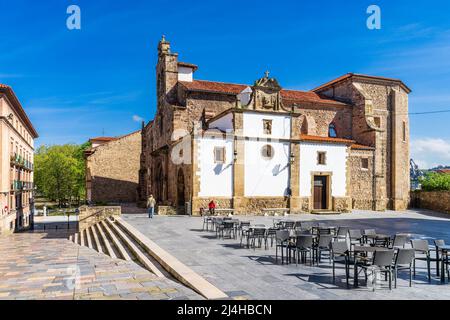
[374,117,381,128]
[361,158,369,170]
[263,119,272,135]
[402,121,406,142]
[214,147,226,164]
[317,152,326,165]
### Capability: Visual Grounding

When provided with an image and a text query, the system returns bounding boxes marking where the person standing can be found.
[147,195,156,219]
[208,200,216,216]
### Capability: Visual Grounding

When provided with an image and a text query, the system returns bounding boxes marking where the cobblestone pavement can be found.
[0,232,202,300]
[123,209,450,300]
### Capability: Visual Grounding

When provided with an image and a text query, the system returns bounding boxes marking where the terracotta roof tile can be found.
[179,80,349,106]
[351,143,375,150]
[179,80,248,95]
[300,134,355,144]
[280,90,349,106]
[89,137,118,142]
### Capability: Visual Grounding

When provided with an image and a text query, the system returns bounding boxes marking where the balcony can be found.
[10,154,33,171]
[10,180,34,191]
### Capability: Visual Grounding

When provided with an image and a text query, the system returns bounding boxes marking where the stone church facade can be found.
[138,37,410,215]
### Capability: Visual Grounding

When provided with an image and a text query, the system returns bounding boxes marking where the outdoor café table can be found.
[352,245,390,288]
[438,245,450,284]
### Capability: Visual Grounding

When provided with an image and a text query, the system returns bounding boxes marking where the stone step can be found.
[95,222,117,260]
[100,220,131,261]
[90,225,103,254]
[80,230,86,247]
[106,218,165,278]
[115,217,228,300]
[85,227,94,249]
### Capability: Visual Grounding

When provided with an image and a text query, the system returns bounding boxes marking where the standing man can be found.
[147,195,156,219]
[208,199,216,216]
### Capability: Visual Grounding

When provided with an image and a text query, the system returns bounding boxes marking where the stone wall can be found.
[78,205,121,231]
[332,197,352,212]
[316,76,410,211]
[298,106,353,139]
[349,149,375,210]
[410,191,450,214]
[86,131,141,203]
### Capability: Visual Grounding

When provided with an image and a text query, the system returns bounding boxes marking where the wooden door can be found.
[313,176,327,210]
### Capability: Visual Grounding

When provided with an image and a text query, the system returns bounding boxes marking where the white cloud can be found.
[132,115,144,122]
[411,137,450,169]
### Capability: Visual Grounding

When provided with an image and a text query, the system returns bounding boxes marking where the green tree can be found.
[420,172,450,191]
[34,142,91,207]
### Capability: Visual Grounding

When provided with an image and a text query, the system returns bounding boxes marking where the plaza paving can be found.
[123,209,450,300]
[0,232,202,300]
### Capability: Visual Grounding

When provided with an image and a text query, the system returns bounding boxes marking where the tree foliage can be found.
[34,143,91,207]
[420,172,450,191]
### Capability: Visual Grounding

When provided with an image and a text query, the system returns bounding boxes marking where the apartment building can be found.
[0,84,38,234]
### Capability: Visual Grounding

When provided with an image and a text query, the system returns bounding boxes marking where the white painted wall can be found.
[243,112,291,139]
[178,66,193,82]
[237,87,252,106]
[209,113,233,132]
[299,143,348,197]
[245,140,290,197]
[198,136,233,197]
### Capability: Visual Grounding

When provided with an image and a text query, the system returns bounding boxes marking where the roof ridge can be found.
[191,79,249,87]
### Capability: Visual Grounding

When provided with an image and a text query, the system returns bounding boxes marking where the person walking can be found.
[208,200,216,216]
[147,195,156,219]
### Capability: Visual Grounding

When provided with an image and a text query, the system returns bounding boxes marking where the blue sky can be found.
[0,0,449,169]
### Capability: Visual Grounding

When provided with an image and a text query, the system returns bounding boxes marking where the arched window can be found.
[328,123,337,138]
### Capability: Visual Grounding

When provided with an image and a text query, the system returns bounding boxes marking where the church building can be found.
[138,37,411,215]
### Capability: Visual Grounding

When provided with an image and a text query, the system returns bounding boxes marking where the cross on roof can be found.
[265,70,270,78]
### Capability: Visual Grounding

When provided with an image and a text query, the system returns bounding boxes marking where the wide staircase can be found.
[69,217,166,278]
[68,215,227,300]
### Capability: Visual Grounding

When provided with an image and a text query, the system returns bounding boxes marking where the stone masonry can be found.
[86,131,141,203]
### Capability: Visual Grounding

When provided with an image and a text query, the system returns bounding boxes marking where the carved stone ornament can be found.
[251,71,283,111]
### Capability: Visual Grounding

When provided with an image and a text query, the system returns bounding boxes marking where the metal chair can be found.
[363,229,376,244]
[390,234,408,249]
[331,241,352,288]
[283,221,295,230]
[265,228,277,249]
[294,235,314,266]
[275,230,290,264]
[393,248,415,288]
[434,240,450,281]
[335,226,349,241]
[411,239,435,282]
[349,229,363,248]
[222,221,235,239]
[359,250,396,291]
[239,222,251,247]
[202,216,212,231]
[315,234,333,264]
[249,228,266,250]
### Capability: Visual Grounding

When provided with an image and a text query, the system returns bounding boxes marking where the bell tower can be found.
[156,35,179,107]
